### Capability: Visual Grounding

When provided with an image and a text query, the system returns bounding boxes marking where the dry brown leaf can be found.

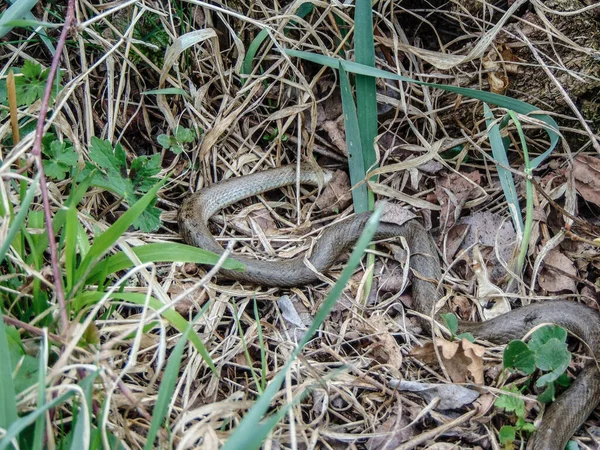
[366,414,415,450]
[359,316,404,368]
[436,171,481,229]
[315,170,352,213]
[538,249,577,293]
[410,338,485,384]
[573,154,600,206]
[390,379,479,410]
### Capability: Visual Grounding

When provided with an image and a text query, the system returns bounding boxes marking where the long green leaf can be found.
[0,0,38,38]
[484,104,523,234]
[222,206,383,450]
[0,173,40,265]
[32,335,47,450]
[0,390,76,450]
[85,243,245,284]
[339,62,369,213]
[76,180,165,281]
[285,50,560,155]
[354,0,378,188]
[0,309,18,431]
[240,2,314,82]
[143,311,201,450]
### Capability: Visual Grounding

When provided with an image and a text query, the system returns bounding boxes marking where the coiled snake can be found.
[178,165,600,450]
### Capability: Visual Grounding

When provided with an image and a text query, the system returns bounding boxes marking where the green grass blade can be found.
[484,104,523,234]
[339,62,369,213]
[0,173,40,265]
[0,0,38,38]
[285,50,560,156]
[142,88,190,98]
[32,335,47,450]
[68,371,101,450]
[64,204,78,294]
[143,311,201,450]
[0,390,76,450]
[354,0,378,184]
[0,309,18,431]
[240,2,313,83]
[85,243,245,284]
[221,206,383,450]
[76,179,166,281]
[73,291,216,373]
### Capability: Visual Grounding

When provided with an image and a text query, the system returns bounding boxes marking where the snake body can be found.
[178,165,600,450]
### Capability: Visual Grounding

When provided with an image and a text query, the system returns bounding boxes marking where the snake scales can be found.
[178,165,600,450]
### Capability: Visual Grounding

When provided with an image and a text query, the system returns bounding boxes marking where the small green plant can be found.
[261,128,288,143]
[0,60,62,108]
[494,385,536,449]
[79,137,163,231]
[41,134,78,181]
[495,325,573,449]
[440,313,474,342]
[157,125,197,154]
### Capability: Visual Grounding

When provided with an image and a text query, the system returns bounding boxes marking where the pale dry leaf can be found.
[379,201,418,226]
[455,211,516,282]
[390,380,479,410]
[573,154,600,206]
[277,295,313,342]
[538,248,577,293]
[315,170,352,213]
[359,316,404,368]
[461,339,485,385]
[436,171,482,229]
[366,413,415,450]
[321,118,347,155]
[472,245,511,320]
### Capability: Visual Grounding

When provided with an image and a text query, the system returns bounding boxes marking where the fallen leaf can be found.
[277,294,312,341]
[366,414,415,450]
[472,245,511,319]
[389,379,480,410]
[410,337,485,384]
[436,171,481,229]
[357,316,404,368]
[454,211,517,282]
[538,249,577,293]
[315,170,352,213]
[573,154,600,206]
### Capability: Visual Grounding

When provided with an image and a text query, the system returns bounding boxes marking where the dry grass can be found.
[1,0,600,449]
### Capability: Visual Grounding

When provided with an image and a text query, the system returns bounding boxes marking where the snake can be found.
[178,165,600,450]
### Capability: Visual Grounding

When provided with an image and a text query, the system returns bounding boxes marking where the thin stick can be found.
[30,0,76,333]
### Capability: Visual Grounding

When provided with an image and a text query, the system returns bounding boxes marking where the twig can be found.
[30,0,76,333]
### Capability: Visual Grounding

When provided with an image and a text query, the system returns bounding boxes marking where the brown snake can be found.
[178,165,600,450]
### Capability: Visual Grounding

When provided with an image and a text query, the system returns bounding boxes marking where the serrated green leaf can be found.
[130,154,161,191]
[503,340,535,374]
[43,159,69,180]
[133,203,162,232]
[21,59,41,79]
[89,137,121,174]
[494,387,526,417]
[529,325,567,352]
